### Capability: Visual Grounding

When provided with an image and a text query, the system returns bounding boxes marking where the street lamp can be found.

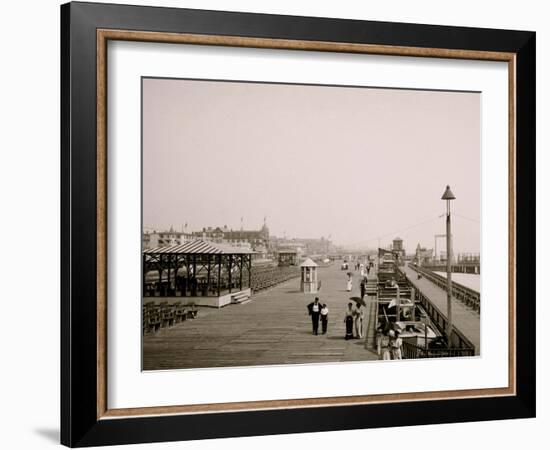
[441,185,455,347]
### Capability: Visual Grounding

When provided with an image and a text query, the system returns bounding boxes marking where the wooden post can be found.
[185,255,191,297]
[239,255,243,291]
[158,254,163,297]
[217,254,222,297]
[142,253,147,296]
[228,254,233,294]
[173,255,178,296]
[166,254,172,296]
[206,254,211,296]
[193,255,197,297]
[248,255,252,289]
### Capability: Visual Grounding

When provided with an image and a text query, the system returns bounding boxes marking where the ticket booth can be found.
[300,258,319,293]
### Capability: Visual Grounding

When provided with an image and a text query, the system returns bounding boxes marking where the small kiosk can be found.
[300,258,319,293]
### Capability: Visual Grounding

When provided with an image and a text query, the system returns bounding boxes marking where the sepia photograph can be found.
[141,77,481,371]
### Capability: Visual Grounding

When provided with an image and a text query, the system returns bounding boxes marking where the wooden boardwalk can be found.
[401,265,480,354]
[143,264,378,370]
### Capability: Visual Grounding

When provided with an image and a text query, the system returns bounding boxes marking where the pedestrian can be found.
[376,324,384,356]
[360,279,365,299]
[320,303,329,334]
[344,303,354,340]
[354,304,364,338]
[346,274,353,292]
[307,297,322,335]
[391,330,403,360]
[380,329,392,360]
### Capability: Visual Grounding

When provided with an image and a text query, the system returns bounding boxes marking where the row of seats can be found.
[143,301,198,335]
[251,266,301,292]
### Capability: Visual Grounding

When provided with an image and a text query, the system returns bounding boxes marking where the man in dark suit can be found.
[307,297,322,335]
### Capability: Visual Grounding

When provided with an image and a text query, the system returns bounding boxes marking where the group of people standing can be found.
[376,325,403,360]
[307,297,364,339]
[354,261,371,276]
[307,297,330,335]
[344,302,364,340]
[306,259,374,341]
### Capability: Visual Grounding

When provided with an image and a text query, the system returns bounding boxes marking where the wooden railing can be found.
[408,264,480,313]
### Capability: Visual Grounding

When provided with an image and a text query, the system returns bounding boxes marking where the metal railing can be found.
[401,340,475,359]
[408,264,480,313]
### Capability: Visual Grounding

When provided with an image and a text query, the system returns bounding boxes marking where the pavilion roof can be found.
[300,258,318,267]
[143,240,254,255]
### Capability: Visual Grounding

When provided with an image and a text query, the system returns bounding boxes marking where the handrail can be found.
[408,264,480,313]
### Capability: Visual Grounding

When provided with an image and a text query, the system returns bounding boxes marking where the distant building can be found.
[414,243,434,265]
[142,226,193,249]
[143,222,334,261]
[271,236,332,257]
[190,223,270,255]
[377,237,406,266]
[391,237,406,263]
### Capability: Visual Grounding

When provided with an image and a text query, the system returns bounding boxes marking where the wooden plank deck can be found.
[143,263,378,370]
[401,264,480,354]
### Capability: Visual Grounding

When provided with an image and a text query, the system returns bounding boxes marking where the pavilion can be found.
[277,250,298,267]
[143,240,253,308]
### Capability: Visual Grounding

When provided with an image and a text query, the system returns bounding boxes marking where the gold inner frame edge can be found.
[95,28,517,420]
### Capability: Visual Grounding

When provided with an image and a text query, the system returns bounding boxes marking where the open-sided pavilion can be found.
[143,240,253,307]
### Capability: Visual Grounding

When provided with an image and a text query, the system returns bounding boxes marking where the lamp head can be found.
[441,185,456,201]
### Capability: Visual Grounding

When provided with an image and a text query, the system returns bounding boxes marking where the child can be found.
[320,303,329,334]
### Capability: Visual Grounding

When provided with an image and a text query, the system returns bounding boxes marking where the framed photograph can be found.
[61,1,535,447]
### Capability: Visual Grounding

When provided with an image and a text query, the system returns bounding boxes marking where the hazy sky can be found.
[143,78,480,254]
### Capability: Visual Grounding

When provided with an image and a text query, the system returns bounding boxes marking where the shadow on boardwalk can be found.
[143,264,378,370]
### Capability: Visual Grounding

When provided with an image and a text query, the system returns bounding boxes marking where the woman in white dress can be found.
[390,330,403,360]
[379,331,392,360]
[354,304,364,338]
[346,273,353,292]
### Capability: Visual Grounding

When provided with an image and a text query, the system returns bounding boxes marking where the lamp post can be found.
[441,185,456,347]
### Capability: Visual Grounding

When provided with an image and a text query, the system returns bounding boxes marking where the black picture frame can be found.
[61,1,535,447]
